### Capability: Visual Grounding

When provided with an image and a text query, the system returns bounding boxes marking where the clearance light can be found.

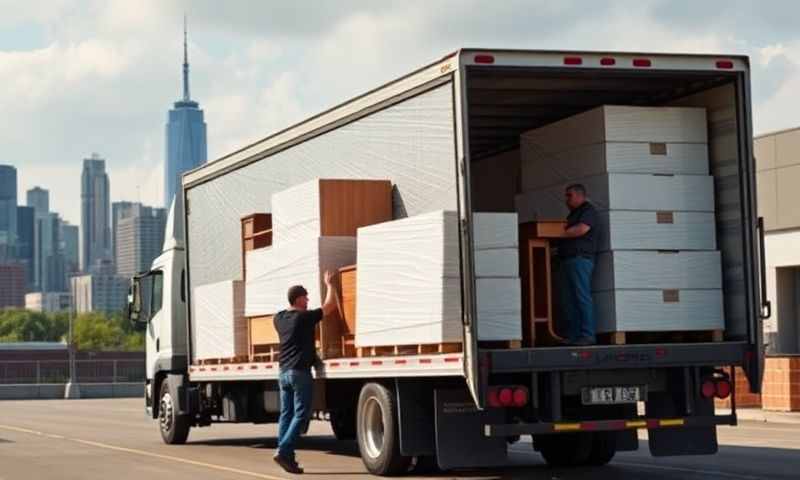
[600,57,616,66]
[716,60,734,69]
[564,56,583,65]
[474,54,495,64]
[633,58,652,67]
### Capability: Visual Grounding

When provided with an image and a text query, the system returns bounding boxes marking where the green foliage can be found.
[0,309,143,352]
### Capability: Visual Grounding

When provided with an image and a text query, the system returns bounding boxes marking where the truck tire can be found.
[586,432,617,466]
[330,409,356,440]
[536,432,593,467]
[356,382,411,476]
[158,380,191,445]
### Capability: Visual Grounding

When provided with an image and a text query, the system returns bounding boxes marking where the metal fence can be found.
[0,359,145,384]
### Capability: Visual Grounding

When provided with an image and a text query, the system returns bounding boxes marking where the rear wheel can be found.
[586,432,617,466]
[356,383,412,476]
[158,380,191,445]
[330,409,357,440]
[535,432,593,467]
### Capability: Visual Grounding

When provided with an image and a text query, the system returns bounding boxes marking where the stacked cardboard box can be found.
[192,280,247,360]
[355,210,521,347]
[515,105,723,334]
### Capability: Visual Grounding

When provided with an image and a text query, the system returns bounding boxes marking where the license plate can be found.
[582,386,645,405]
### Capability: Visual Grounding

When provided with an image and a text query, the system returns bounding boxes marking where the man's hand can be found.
[324,270,335,286]
[321,270,338,317]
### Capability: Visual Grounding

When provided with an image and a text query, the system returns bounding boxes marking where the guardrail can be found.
[0,359,145,385]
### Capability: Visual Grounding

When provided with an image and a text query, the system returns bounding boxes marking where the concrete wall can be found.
[755,128,800,231]
[0,383,143,400]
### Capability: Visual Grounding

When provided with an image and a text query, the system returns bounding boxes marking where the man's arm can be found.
[321,270,338,317]
[563,222,591,238]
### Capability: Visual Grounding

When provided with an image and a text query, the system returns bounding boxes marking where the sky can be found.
[2,0,799,225]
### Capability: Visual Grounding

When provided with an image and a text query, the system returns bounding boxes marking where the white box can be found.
[593,251,723,291]
[519,106,708,156]
[594,289,724,333]
[598,210,717,251]
[355,211,522,346]
[515,173,715,221]
[192,280,246,360]
[245,237,357,316]
[521,142,709,191]
[271,180,321,245]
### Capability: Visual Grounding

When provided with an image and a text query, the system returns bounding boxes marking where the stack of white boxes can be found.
[192,280,247,360]
[245,181,357,316]
[355,210,522,347]
[514,105,724,334]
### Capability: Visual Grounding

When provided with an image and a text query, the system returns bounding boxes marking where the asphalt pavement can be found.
[0,398,798,479]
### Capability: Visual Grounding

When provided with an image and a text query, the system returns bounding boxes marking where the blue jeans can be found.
[277,369,313,461]
[559,257,596,342]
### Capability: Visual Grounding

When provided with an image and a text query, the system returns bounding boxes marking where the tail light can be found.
[701,380,716,399]
[487,385,529,408]
[714,379,732,399]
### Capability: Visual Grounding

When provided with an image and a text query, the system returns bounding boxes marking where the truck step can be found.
[599,329,724,346]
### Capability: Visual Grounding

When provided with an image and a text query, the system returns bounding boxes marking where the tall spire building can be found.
[164,18,207,208]
[81,153,111,272]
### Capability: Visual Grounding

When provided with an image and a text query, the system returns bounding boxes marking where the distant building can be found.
[114,203,166,278]
[70,269,128,314]
[60,221,79,275]
[0,165,18,259]
[26,186,49,216]
[755,127,800,356]
[25,291,71,312]
[15,206,34,289]
[33,212,66,293]
[164,22,207,208]
[80,154,111,272]
[0,263,25,309]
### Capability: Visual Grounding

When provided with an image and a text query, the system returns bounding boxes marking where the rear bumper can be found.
[487,341,749,373]
[485,414,737,437]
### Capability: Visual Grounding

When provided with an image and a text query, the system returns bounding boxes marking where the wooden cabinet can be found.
[339,264,357,335]
[241,213,272,279]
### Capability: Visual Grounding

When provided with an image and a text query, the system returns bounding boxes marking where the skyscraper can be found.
[164,20,207,208]
[80,153,111,272]
[0,165,18,258]
[111,201,136,264]
[35,212,66,292]
[61,221,79,275]
[16,206,34,289]
[114,203,167,278]
[26,186,49,216]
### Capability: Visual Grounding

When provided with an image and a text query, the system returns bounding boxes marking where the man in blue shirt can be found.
[558,184,598,346]
[273,270,338,474]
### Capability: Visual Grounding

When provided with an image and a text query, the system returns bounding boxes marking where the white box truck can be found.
[128,49,769,475]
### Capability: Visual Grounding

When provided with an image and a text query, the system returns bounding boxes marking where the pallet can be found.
[356,342,463,357]
[478,339,523,350]
[251,343,280,362]
[599,329,724,346]
[197,355,250,365]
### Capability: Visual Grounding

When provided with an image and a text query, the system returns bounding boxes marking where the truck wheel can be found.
[159,380,191,445]
[356,383,411,476]
[330,409,356,440]
[536,432,592,467]
[586,432,617,466]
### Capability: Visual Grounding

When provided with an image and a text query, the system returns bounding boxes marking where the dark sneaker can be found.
[572,337,597,346]
[273,453,304,474]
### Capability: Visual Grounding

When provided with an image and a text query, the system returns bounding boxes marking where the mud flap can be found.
[647,383,718,456]
[435,388,506,470]
[396,379,436,457]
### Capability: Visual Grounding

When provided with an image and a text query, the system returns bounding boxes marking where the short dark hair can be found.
[287,285,308,306]
[566,183,587,196]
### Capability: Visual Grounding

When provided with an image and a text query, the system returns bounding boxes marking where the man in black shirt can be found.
[273,270,338,474]
[558,184,598,346]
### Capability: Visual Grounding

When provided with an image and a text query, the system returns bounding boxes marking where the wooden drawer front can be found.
[249,315,279,346]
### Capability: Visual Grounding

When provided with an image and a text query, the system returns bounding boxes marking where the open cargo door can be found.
[454,57,483,409]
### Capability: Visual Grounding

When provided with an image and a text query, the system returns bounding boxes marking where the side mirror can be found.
[128,279,145,325]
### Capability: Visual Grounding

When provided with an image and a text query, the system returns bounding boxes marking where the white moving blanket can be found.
[192,280,246,360]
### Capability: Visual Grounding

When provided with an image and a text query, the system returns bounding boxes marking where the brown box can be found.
[241,213,272,279]
[339,265,357,335]
[519,220,568,240]
[249,315,279,347]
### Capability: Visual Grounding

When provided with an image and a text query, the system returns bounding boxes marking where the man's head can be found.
[565,183,588,211]
[287,285,309,311]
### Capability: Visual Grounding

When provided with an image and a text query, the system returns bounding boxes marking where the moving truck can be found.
[129,49,769,475]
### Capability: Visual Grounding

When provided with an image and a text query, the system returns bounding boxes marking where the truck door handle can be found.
[156,338,160,352]
[756,217,771,320]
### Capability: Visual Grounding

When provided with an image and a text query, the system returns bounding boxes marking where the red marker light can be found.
[498,388,514,406]
[715,379,732,399]
[488,388,501,408]
[633,58,652,67]
[701,380,716,399]
[474,54,495,64]
[600,57,616,66]
[512,387,529,407]
[564,56,583,65]
[716,60,734,69]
